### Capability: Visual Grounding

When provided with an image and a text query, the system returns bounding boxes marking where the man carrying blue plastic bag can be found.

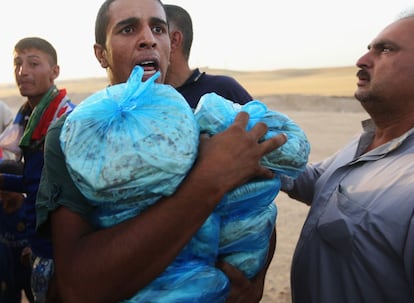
[35,0,292,302]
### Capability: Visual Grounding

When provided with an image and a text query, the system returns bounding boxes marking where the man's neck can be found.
[27,95,43,109]
[25,85,56,109]
[165,59,193,88]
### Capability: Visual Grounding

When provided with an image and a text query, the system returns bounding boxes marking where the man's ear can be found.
[170,30,182,53]
[94,43,108,68]
[51,64,60,80]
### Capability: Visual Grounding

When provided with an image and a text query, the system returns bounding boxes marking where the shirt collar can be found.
[177,68,204,89]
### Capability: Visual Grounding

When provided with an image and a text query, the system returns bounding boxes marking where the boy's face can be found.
[13,48,59,98]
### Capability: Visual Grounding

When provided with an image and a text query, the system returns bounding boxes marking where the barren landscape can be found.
[1,66,369,302]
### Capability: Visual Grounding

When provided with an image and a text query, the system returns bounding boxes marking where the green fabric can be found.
[19,85,59,148]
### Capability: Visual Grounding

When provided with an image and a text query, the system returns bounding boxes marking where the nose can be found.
[15,63,28,77]
[356,51,371,69]
[137,26,156,49]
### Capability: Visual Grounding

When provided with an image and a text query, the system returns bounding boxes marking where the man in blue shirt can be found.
[282,9,414,303]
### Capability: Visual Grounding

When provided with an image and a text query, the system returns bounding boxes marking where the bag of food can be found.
[194,93,310,278]
[194,93,310,177]
[61,66,199,206]
[217,179,280,278]
[122,260,229,303]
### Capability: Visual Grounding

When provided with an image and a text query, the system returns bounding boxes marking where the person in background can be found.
[164,3,276,300]
[0,101,13,134]
[0,160,34,303]
[0,101,14,159]
[281,9,414,303]
[164,4,252,109]
[35,0,286,302]
[0,37,75,302]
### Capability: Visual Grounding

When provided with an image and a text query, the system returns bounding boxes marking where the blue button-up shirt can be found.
[283,119,414,302]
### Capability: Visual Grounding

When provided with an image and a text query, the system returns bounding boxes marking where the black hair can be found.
[14,37,58,65]
[164,4,193,60]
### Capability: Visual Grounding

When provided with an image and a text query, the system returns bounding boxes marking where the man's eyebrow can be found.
[27,54,42,59]
[14,54,41,61]
[115,17,139,29]
[150,16,168,26]
[114,16,168,29]
[369,39,396,50]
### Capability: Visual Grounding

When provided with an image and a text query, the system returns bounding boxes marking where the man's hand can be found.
[217,228,276,303]
[217,261,264,303]
[197,112,287,195]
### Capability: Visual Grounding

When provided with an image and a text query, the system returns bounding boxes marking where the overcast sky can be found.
[0,0,413,84]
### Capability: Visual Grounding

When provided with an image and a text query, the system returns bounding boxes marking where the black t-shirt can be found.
[176,68,253,109]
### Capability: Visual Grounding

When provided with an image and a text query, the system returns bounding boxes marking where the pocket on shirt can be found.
[316,185,366,255]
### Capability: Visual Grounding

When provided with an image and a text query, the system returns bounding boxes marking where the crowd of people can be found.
[1,0,414,302]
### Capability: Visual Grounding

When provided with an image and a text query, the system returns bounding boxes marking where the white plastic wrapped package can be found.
[60,67,230,301]
[194,93,310,278]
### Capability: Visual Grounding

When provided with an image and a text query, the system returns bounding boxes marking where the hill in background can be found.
[202,66,357,98]
[0,65,362,113]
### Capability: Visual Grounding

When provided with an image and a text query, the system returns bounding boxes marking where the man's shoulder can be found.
[201,72,239,83]
[49,112,69,134]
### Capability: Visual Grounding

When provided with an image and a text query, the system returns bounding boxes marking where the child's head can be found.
[0,160,24,214]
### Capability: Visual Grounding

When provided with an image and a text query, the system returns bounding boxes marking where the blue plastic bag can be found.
[217,179,280,278]
[61,66,199,205]
[194,93,310,278]
[122,260,229,303]
[194,93,310,178]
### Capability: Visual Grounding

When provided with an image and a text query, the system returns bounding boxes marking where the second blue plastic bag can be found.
[195,93,310,278]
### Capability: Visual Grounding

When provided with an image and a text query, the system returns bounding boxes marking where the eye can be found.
[29,61,39,68]
[121,26,134,35]
[152,23,167,35]
[153,26,163,34]
[376,42,396,54]
[381,46,392,53]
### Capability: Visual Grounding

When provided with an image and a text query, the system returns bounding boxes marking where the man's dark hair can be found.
[14,37,58,65]
[164,4,193,60]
